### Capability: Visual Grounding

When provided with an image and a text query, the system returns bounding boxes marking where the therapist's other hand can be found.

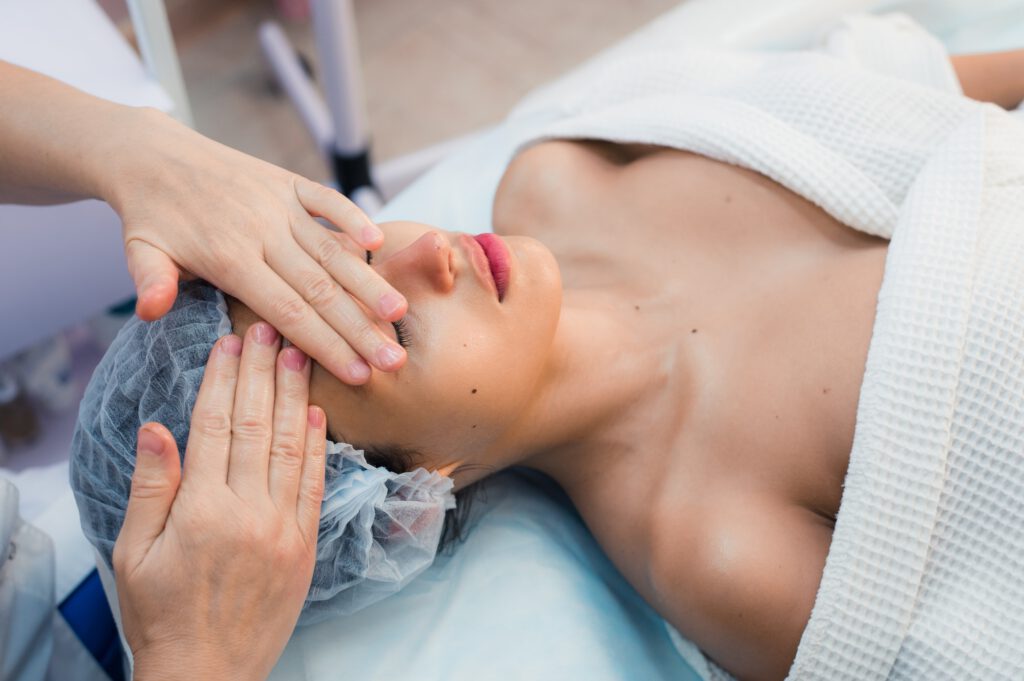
[113,324,326,681]
[107,108,407,385]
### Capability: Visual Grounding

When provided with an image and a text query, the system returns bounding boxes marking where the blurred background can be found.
[0,0,678,473]
[96,0,680,180]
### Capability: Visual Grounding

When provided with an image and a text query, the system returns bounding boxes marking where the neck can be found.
[504,287,691,498]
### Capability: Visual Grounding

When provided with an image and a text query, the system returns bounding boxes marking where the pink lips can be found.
[474,233,510,301]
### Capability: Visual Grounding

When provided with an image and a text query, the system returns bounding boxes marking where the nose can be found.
[374,231,454,295]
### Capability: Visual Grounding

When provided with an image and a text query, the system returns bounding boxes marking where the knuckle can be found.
[270,437,304,466]
[192,409,232,439]
[234,519,266,547]
[309,181,334,201]
[313,234,345,266]
[279,380,308,410]
[347,265,381,295]
[232,415,273,443]
[279,538,310,566]
[128,471,171,500]
[335,232,363,258]
[337,303,376,341]
[303,475,325,502]
[356,321,385,350]
[176,514,218,550]
[303,273,341,308]
[271,294,308,328]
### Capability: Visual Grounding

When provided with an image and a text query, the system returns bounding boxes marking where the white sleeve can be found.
[822,13,963,96]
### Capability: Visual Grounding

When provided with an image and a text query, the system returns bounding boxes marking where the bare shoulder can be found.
[492,140,630,237]
[649,489,832,681]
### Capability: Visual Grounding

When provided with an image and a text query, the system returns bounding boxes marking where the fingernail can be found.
[221,335,242,356]
[361,225,383,244]
[347,359,371,382]
[376,344,404,369]
[282,347,309,372]
[378,292,405,318]
[138,427,166,458]
[253,322,279,346]
[308,406,325,428]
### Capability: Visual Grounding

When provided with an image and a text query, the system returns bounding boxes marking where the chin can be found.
[508,235,562,298]
[507,235,562,336]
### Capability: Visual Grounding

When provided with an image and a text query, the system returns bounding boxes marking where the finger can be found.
[292,214,408,322]
[326,228,365,260]
[297,405,327,543]
[233,261,373,385]
[114,423,182,572]
[292,176,382,249]
[268,346,311,508]
[265,241,407,373]
[227,321,281,495]
[182,335,242,486]
[125,238,181,321]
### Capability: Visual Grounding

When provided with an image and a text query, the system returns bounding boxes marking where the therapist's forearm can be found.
[0,59,147,206]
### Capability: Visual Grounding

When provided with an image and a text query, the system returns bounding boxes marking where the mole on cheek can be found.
[471,388,478,394]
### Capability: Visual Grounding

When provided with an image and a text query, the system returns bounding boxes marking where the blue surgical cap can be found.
[70,282,455,624]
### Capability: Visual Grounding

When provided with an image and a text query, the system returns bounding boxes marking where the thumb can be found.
[117,424,182,564]
[125,239,180,321]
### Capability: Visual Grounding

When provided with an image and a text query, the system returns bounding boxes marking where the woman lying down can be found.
[72,16,1024,681]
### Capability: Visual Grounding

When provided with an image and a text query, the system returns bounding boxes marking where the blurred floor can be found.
[167,0,682,183]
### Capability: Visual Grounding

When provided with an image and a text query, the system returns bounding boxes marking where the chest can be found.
[494,140,891,677]
[494,142,888,515]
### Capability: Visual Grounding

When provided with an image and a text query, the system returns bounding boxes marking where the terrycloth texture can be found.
[69,282,455,626]
[508,14,1024,681]
[787,80,1024,681]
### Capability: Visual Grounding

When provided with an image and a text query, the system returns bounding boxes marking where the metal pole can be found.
[309,0,376,197]
[258,20,334,154]
[125,0,193,126]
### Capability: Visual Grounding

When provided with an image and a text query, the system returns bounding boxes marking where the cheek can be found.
[393,238,560,455]
[418,334,544,451]
[393,346,521,459]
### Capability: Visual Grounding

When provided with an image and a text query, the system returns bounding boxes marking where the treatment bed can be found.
[95,1,1024,679]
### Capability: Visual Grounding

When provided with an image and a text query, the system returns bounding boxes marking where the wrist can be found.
[87,106,179,212]
[133,646,263,681]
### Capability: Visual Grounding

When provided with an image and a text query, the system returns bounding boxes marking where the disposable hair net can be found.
[70,282,455,624]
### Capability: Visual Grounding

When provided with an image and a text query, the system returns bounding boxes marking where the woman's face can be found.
[311,221,562,486]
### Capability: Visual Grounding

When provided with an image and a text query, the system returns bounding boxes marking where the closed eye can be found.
[367,249,411,349]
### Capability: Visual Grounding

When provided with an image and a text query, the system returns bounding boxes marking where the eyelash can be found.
[367,249,411,349]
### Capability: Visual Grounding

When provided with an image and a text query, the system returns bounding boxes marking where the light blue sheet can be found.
[272,471,700,680]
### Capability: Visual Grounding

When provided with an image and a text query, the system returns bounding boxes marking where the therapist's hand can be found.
[0,61,402,384]
[112,324,326,681]
[106,108,407,385]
